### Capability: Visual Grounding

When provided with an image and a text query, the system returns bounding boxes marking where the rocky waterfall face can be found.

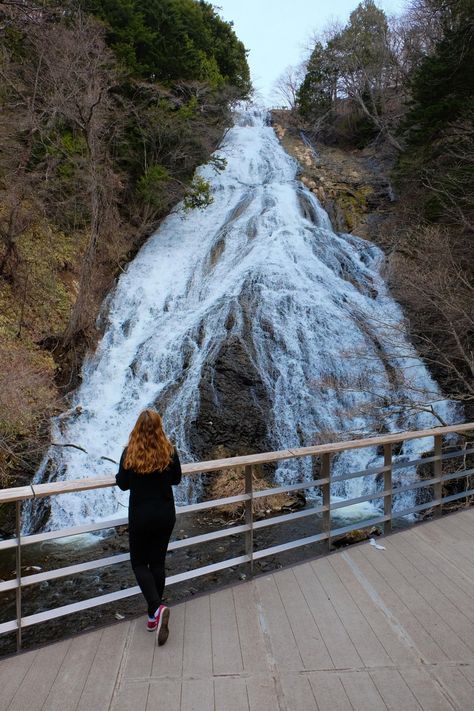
[25,107,456,532]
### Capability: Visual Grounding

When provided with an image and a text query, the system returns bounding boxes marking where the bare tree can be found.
[0,186,36,276]
[1,5,124,342]
[0,342,58,486]
[390,226,474,404]
[421,112,474,233]
[24,12,122,343]
[328,1,403,151]
[272,63,306,109]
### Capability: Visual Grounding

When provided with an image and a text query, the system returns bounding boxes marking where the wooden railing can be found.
[1,422,473,650]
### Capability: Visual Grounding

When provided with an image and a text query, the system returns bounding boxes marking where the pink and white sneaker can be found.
[155,604,170,646]
[146,616,158,632]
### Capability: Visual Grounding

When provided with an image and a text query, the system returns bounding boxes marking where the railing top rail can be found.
[1,422,472,505]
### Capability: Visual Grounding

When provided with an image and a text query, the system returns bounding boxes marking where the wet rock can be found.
[189,335,271,460]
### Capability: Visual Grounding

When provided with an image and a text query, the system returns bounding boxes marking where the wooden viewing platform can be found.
[3,507,474,710]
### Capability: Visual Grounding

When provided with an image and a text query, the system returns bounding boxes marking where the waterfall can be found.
[24,106,457,532]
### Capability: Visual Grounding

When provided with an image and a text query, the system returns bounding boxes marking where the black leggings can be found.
[129,518,175,617]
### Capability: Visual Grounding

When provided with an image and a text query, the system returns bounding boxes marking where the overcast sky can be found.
[216,0,408,104]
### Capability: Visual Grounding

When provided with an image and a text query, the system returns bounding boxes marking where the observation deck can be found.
[3,509,474,710]
[1,423,474,710]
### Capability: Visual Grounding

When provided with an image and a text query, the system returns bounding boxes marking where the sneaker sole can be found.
[157,607,170,646]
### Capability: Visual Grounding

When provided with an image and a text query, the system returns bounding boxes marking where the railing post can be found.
[434,434,443,516]
[244,465,254,576]
[15,501,22,651]
[384,443,392,535]
[321,453,331,551]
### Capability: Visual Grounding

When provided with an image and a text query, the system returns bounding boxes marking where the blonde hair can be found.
[124,409,174,474]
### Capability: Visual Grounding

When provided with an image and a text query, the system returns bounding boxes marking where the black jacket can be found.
[115,447,182,525]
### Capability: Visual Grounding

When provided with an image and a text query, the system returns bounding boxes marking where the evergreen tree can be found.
[296,43,333,119]
[399,0,474,228]
[83,0,250,93]
[297,0,400,147]
[404,0,474,146]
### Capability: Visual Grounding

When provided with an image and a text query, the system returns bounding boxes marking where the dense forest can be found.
[0,0,250,486]
[276,0,473,418]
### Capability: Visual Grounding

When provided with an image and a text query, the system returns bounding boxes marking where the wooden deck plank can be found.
[414,521,474,579]
[346,547,447,662]
[330,553,419,666]
[401,666,457,711]
[338,670,388,711]
[0,649,38,709]
[147,679,181,711]
[421,541,474,583]
[210,587,243,675]
[292,561,364,670]
[457,662,474,685]
[121,618,155,680]
[232,581,269,673]
[448,508,474,535]
[246,675,280,711]
[180,678,214,711]
[151,602,185,678]
[394,530,474,611]
[417,513,474,551]
[381,537,474,655]
[182,595,213,677]
[214,677,249,711]
[307,671,353,711]
[76,622,131,711]
[280,673,318,711]
[41,629,103,711]
[359,543,473,659]
[436,535,474,568]
[442,514,473,539]
[369,668,423,711]
[311,557,392,668]
[254,575,305,672]
[434,511,474,541]
[408,527,474,595]
[7,639,71,711]
[272,567,333,670]
[112,682,149,711]
[434,664,474,710]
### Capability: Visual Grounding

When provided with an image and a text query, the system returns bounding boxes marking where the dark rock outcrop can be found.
[189,335,271,460]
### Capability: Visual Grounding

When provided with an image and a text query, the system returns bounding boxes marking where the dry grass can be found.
[206,465,303,520]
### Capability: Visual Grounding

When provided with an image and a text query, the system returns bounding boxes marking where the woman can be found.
[116,409,182,645]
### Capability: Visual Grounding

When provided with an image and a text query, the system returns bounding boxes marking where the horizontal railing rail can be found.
[0,422,473,650]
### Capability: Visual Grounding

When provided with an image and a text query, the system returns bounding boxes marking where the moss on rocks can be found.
[271,111,396,242]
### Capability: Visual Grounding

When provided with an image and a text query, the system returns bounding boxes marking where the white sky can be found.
[216,0,409,104]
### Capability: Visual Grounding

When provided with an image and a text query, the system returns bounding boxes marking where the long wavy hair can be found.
[124,409,174,474]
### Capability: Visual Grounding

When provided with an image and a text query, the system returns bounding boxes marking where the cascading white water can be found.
[25,106,458,532]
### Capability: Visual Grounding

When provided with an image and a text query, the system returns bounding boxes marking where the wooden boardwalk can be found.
[3,508,474,711]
